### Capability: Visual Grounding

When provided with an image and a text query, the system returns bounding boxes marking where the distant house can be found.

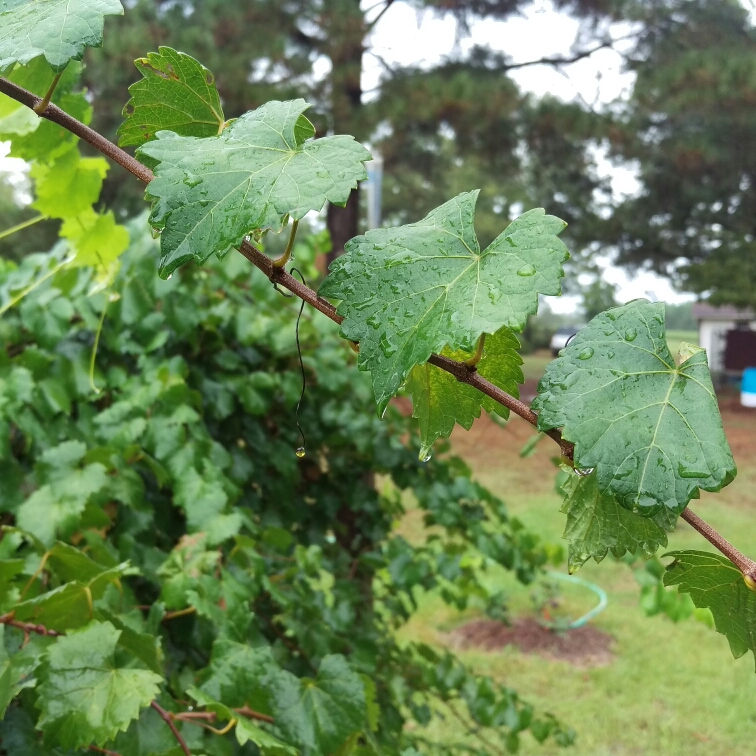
[692,303,756,373]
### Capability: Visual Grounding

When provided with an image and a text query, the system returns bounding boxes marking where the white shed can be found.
[692,303,756,372]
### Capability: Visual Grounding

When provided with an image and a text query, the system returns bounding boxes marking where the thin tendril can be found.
[290,267,307,458]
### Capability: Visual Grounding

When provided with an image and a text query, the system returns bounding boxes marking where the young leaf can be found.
[533,300,736,515]
[118,47,225,148]
[266,654,367,754]
[319,192,568,412]
[61,209,130,268]
[35,621,162,749]
[664,550,756,668]
[31,150,109,219]
[407,327,523,459]
[560,470,673,572]
[137,99,370,278]
[0,0,124,73]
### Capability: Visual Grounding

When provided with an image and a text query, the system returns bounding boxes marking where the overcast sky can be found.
[1,1,694,311]
[364,0,694,311]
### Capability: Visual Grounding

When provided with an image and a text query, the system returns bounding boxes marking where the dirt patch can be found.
[448,617,615,667]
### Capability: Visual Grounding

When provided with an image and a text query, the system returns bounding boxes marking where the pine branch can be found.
[0,74,751,581]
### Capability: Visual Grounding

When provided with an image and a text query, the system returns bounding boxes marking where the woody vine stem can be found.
[0,75,754,583]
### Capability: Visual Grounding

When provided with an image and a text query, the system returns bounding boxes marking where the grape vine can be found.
[0,2,754,754]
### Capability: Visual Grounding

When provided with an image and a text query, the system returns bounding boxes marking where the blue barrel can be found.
[742,367,756,408]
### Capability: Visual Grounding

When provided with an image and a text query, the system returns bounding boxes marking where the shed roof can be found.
[691,303,755,322]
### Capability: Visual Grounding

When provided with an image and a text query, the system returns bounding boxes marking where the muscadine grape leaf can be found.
[533,300,736,515]
[663,550,756,668]
[560,470,674,572]
[31,150,109,219]
[0,0,124,73]
[266,654,367,754]
[319,192,568,413]
[35,621,163,749]
[137,99,370,278]
[118,47,225,148]
[61,210,130,268]
[407,327,523,459]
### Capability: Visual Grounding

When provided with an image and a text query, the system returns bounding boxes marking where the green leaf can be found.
[533,300,736,515]
[96,608,164,676]
[407,327,523,459]
[236,717,300,755]
[137,99,370,277]
[61,210,130,268]
[200,639,274,711]
[0,0,124,73]
[0,58,91,160]
[31,150,109,219]
[320,192,568,412]
[16,463,109,546]
[267,654,367,754]
[664,550,756,667]
[14,564,131,631]
[560,470,673,572]
[118,47,225,148]
[0,628,50,717]
[35,620,162,749]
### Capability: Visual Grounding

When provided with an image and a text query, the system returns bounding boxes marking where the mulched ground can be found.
[447,617,615,668]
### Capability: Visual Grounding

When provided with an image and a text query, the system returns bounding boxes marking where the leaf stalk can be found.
[0,214,46,241]
[272,219,299,268]
[33,70,63,114]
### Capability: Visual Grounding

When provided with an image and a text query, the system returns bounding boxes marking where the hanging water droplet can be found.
[624,328,637,342]
[517,264,537,277]
[578,347,594,360]
[295,447,306,458]
[421,451,432,463]
[151,227,161,239]
[575,467,595,477]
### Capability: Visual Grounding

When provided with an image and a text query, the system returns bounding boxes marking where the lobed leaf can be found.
[407,327,523,459]
[35,620,163,748]
[0,0,124,73]
[560,470,674,572]
[533,300,736,515]
[119,46,225,148]
[267,654,367,754]
[664,550,756,668]
[137,99,370,278]
[320,192,568,412]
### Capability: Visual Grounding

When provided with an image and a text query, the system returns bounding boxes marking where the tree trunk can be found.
[323,0,365,266]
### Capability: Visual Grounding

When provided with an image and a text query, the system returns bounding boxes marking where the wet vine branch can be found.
[0,75,753,582]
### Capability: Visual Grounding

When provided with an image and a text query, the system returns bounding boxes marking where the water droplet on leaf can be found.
[578,347,594,360]
[517,264,537,277]
[624,328,637,342]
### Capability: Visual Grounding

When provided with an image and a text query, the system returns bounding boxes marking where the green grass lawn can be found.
[397,347,756,755]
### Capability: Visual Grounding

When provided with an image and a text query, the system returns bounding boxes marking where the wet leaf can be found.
[533,300,736,515]
[320,192,568,412]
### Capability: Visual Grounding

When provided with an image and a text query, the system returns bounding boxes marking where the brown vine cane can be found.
[0,74,754,583]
